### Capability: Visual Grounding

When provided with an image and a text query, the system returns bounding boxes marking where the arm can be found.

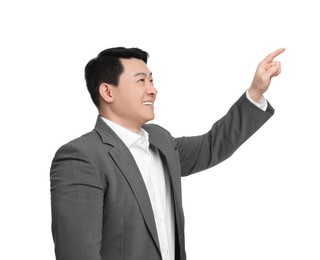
[50,142,104,260]
[176,93,274,176]
[176,48,285,176]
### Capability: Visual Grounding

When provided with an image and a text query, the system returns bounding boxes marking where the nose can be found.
[147,83,157,96]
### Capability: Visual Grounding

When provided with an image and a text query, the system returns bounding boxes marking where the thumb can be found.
[264,61,281,79]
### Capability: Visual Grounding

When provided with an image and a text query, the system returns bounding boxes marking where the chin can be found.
[149,114,155,121]
[143,115,155,124]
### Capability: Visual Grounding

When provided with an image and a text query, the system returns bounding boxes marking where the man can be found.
[50,47,285,260]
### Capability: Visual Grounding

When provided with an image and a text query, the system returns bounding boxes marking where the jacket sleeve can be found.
[175,92,274,177]
[50,142,104,260]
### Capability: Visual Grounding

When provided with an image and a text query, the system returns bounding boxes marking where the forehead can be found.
[120,58,150,75]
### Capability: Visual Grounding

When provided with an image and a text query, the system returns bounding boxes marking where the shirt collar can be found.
[101,117,149,148]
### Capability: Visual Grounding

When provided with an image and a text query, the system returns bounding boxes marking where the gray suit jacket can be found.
[50,93,274,260]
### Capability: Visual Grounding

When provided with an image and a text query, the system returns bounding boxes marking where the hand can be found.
[248,48,285,102]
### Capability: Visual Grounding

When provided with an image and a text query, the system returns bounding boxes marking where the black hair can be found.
[84,47,149,107]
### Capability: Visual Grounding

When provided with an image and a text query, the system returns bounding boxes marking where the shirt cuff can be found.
[246,89,268,111]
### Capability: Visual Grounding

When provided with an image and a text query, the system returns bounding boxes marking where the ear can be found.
[99,83,114,103]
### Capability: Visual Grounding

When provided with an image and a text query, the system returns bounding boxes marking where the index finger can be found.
[262,48,286,63]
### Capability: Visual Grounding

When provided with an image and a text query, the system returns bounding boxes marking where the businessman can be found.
[50,47,285,260]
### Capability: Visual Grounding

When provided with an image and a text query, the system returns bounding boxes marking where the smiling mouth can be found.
[143,101,153,106]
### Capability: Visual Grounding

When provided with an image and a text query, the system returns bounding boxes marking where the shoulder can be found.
[54,129,102,158]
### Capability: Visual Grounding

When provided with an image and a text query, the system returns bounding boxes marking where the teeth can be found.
[143,102,153,106]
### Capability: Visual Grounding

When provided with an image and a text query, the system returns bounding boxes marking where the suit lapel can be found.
[144,125,181,196]
[109,146,161,250]
[144,124,185,238]
[94,117,161,253]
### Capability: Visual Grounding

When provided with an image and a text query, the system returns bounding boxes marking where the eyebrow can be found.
[134,72,153,77]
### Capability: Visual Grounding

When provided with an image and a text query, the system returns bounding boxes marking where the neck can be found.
[99,113,141,134]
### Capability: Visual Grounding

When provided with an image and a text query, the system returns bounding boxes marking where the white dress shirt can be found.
[101,117,175,260]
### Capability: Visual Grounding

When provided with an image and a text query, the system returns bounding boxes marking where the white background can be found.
[1,0,319,259]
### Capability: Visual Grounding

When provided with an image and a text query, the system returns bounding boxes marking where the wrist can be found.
[248,87,263,103]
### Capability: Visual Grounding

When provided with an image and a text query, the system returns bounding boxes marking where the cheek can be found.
[116,87,145,110]
[122,93,142,110]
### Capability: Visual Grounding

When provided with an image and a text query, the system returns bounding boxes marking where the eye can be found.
[138,78,145,83]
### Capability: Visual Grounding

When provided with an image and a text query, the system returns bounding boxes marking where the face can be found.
[105,58,157,132]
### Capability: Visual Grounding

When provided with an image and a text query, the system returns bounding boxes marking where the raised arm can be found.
[176,93,274,176]
[176,48,285,176]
